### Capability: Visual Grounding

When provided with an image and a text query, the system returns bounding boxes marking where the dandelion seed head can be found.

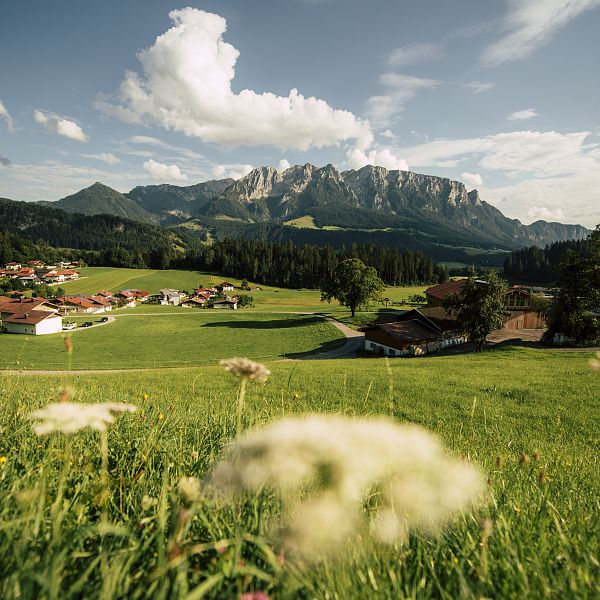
[29,402,137,435]
[209,415,484,555]
[219,358,271,383]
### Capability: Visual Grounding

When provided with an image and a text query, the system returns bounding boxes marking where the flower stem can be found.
[236,376,247,436]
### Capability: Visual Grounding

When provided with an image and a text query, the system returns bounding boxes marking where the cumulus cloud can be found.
[464,81,495,94]
[0,155,11,167]
[82,152,120,165]
[527,206,566,220]
[346,147,409,171]
[387,42,443,68]
[103,8,372,151]
[461,172,483,187]
[0,100,14,131]
[278,159,291,172]
[366,73,440,129]
[212,163,253,179]
[143,159,188,182]
[481,0,600,66]
[34,110,89,142]
[507,108,538,121]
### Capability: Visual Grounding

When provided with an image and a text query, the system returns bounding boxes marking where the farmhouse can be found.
[218,282,235,292]
[0,297,62,335]
[364,307,466,357]
[424,280,547,330]
[159,289,186,306]
[181,297,207,308]
[212,299,238,309]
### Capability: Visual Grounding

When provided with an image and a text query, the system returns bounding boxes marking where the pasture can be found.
[60,267,428,313]
[0,312,345,370]
[0,347,598,598]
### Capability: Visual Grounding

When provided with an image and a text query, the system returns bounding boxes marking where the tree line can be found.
[503,239,587,284]
[181,238,448,288]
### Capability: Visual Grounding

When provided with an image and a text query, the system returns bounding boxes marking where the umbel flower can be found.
[219,358,271,383]
[208,415,484,556]
[29,402,137,435]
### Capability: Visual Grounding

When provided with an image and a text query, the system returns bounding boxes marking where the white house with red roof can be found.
[0,297,62,335]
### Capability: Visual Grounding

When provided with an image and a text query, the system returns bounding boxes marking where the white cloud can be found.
[143,159,188,182]
[0,100,14,131]
[278,159,291,172]
[461,172,483,187]
[507,108,538,121]
[212,163,253,180]
[103,8,372,151]
[34,110,89,142]
[481,0,600,66]
[366,73,440,128]
[464,81,495,94]
[387,42,443,68]
[346,147,409,171]
[527,206,566,221]
[82,152,121,165]
[380,129,397,139]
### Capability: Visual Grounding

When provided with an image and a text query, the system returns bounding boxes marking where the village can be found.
[0,259,551,358]
[0,260,246,336]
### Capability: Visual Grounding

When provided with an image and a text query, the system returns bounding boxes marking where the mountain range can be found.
[27,164,592,265]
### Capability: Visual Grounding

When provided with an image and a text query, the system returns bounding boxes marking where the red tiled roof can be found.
[0,298,54,314]
[379,321,439,343]
[424,279,467,301]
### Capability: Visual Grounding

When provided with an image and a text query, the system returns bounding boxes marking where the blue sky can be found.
[1,0,599,227]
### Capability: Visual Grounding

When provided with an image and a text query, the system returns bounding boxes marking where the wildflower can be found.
[520,453,530,464]
[191,450,199,461]
[28,402,137,435]
[178,476,202,506]
[514,505,521,513]
[0,456,6,465]
[533,450,541,461]
[219,358,271,384]
[539,470,547,485]
[590,352,600,371]
[220,358,271,435]
[143,393,149,401]
[63,335,73,355]
[158,413,165,421]
[208,415,484,556]
[58,386,71,403]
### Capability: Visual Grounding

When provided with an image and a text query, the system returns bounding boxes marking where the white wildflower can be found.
[29,402,137,435]
[209,415,484,556]
[178,476,202,506]
[219,358,271,383]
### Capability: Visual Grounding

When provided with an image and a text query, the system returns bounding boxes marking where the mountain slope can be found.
[127,179,234,224]
[199,164,590,248]
[42,182,157,224]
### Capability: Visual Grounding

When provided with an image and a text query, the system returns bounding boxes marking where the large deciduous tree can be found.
[321,258,384,317]
[443,271,509,351]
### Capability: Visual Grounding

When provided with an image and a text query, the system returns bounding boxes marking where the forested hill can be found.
[503,232,596,284]
[0,197,181,269]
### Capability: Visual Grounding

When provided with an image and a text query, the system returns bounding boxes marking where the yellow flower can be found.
[514,505,521,513]
[158,413,165,421]
[0,456,7,465]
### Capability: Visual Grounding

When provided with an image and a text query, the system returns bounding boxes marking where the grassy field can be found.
[0,347,597,598]
[60,267,428,313]
[0,312,345,370]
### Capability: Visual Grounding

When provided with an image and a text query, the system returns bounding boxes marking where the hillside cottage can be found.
[212,299,238,309]
[0,297,62,335]
[364,308,466,357]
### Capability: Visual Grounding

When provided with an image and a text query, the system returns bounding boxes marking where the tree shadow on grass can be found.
[284,337,348,359]
[201,316,324,329]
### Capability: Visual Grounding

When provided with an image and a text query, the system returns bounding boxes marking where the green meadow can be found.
[0,312,345,370]
[60,267,428,313]
[0,348,598,598]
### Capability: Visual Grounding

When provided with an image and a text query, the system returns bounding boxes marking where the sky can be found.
[0,0,599,227]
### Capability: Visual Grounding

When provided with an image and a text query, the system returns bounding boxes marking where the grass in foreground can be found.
[0,347,598,598]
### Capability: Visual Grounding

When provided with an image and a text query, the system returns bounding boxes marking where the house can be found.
[181,297,207,308]
[116,290,137,308]
[426,280,546,330]
[424,280,467,308]
[159,289,186,306]
[0,297,62,335]
[218,282,235,292]
[364,308,467,357]
[4,262,22,271]
[52,296,97,314]
[194,287,217,297]
[504,288,546,329]
[27,260,45,267]
[212,299,238,310]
